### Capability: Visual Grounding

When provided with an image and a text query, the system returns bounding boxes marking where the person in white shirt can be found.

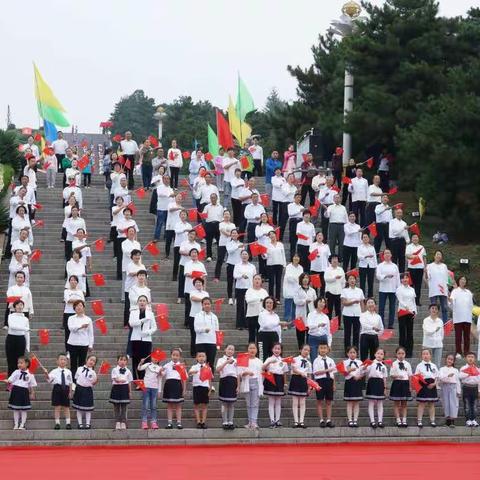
[415,348,439,427]
[63,177,83,209]
[23,136,39,158]
[307,298,332,361]
[64,206,86,261]
[52,131,68,174]
[154,175,174,241]
[120,131,139,189]
[225,230,243,304]
[183,249,207,329]
[5,301,30,375]
[8,249,30,289]
[271,167,286,226]
[406,233,426,305]
[173,210,192,281]
[343,212,362,271]
[245,274,269,344]
[450,276,474,358]
[359,298,384,361]
[195,298,220,370]
[167,139,182,188]
[376,249,400,328]
[388,347,413,427]
[294,273,318,348]
[396,273,417,358]
[283,255,303,324]
[188,278,210,356]
[233,250,257,330]
[437,353,461,427]
[326,194,348,262]
[422,304,444,367]
[341,274,365,352]
[258,300,287,362]
[358,232,377,298]
[230,168,245,225]
[425,250,449,324]
[324,254,345,329]
[199,174,220,210]
[204,193,223,262]
[214,210,236,282]
[309,231,331,297]
[295,210,316,272]
[278,173,298,241]
[366,175,383,226]
[255,212,274,277]
[43,152,58,188]
[66,300,94,380]
[178,231,200,306]
[374,195,392,253]
[115,207,139,280]
[244,193,265,244]
[250,137,263,176]
[287,192,305,260]
[459,353,480,426]
[348,168,368,226]
[137,356,164,430]
[265,231,286,302]
[388,208,410,272]
[222,148,240,208]
[112,176,131,205]
[123,250,145,326]
[11,206,33,247]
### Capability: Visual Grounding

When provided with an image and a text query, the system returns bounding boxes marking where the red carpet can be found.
[2,443,478,479]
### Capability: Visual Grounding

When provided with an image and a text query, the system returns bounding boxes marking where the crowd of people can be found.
[2,130,480,432]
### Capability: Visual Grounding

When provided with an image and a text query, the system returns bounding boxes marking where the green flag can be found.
[236,76,255,122]
[207,123,219,157]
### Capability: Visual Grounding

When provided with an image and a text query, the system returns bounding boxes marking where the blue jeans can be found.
[308,335,328,363]
[154,210,168,240]
[379,292,396,328]
[284,298,296,323]
[429,295,448,324]
[142,387,158,422]
[141,164,153,189]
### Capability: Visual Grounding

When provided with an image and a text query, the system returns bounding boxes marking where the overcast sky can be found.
[1,0,478,132]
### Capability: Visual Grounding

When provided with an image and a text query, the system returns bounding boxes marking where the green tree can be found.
[109,90,157,142]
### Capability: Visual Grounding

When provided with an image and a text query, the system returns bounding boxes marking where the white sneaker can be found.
[228,298,234,305]
[206,257,212,262]
[472,420,479,427]
[121,423,127,429]
[466,420,473,427]
[18,424,25,430]
[13,425,19,430]
[115,422,121,430]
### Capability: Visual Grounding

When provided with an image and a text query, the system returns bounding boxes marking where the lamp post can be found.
[330,1,362,167]
[153,106,166,143]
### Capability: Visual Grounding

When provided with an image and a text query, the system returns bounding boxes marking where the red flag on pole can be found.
[216,110,234,149]
[198,248,206,261]
[216,331,225,348]
[135,187,146,200]
[368,222,378,238]
[262,372,276,386]
[310,274,322,288]
[388,186,398,195]
[38,329,50,345]
[155,304,171,331]
[293,317,307,332]
[151,348,167,362]
[236,353,249,368]
[145,242,160,256]
[199,365,214,382]
[250,242,268,257]
[29,354,40,373]
[182,151,191,160]
[379,329,394,341]
[330,316,339,334]
[308,249,318,261]
[307,378,322,391]
[30,249,42,263]
[174,364,188,381]
[95,317,108,335]
[112,134,122,143]
[214,298,224,314]
[93,238,105,252]
[409,223,420,236]
[92,273,105,287]
[133,379,146,391]
[99,361,111,374]
[91,300,105,316]
[336,362,348,376]
[342,176,352,185]
[260,194,270,207]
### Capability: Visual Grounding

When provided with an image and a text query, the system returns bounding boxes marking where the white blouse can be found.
[282,264,304,299]
[65,259,86,293]
[128,309,157,342]
[449,288,473,324]
[266,242,286,267]
[309,242,331,272]
[293,286,317,321]
[233,262,256,289]
[194,311,219,345]
[306,311,331,344]
[63,288,85,314]
[426,262,449,297]
[341,287,365,317]
[422,316,444,348]
[7,312,30,351]
[245,288,269,317]
[357,244,378,269]
[395,285,417,314]
[359,311,384,336]
[376,262,400,293]
[67,314,94,348]
[324,266,345,295]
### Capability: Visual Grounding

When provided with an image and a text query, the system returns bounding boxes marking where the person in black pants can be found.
[287,193,304,260]
[398,312,414,358]
[358,233,376,298]
[265,231,285,302]
[406,234,425,305]
[331,148,343,188]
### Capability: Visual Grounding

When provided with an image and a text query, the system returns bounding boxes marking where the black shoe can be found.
[201,423,207,429]
[417,422,423,428]
[223,424,229,430]
[54,424,60,430]
[377,422,384,429]
[197,423,202,429]
[445,419,451,427]
[326,420,335,428]
[370,422,377,429]
[66,424,72,430]
[176,423,183,429]
[430,421,437,428]
[319,420,326,428]
[78,424,84,430]
[300,422,307,429]
[353,421,359,428]
[229,424,235,430]
[85,424,91,430]
[275,421,282,427]
[293,422,299,428]
[166,423,173,429]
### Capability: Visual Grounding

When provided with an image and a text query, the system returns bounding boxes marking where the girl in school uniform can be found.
[163,348,187,429]
[312,343,337,428]
[110,354,133,430]
[42,353,73,430]
[239,342,264,430]
[288,344,312,428]
[364,347,388,428]
[415,348,439,427]
[137,355,164,430]
[342,346,364,427]
[216,344,239,430]
[293,273,317,349]
[437,353,461,427]
[72,355,98,429]
[5,300,30,376]
[263,342,289,428]
[389,346,413,427]
[7,356,37,430]
[189,351,212,429]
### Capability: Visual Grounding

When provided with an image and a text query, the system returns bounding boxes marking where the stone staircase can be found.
[0,173,478,446]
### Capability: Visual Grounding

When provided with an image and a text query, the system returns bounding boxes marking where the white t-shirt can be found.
[341,287,364,317]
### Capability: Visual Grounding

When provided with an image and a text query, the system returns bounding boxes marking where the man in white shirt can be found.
[154,175,174,241]
[366,174,383,226]
[222,148,240,208]
[348,168,368,227]
[52,131,68,173]
[204,193,224,261]
[319,176,337,238]
[374,195,392,253]
[199,174,220,211]
[389,208,410,273]
[244,193,266,244]
[23,136,40,159]
[249,137,263,177]
[326,194,348,262]
[287,193,305,261]
[120,131,139,190]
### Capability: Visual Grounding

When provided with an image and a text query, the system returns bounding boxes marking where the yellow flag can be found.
[34,63,66,111]
[228,96,243,144]
[241,121,252,145]
[419,197,426,219]
[40,136,46,155]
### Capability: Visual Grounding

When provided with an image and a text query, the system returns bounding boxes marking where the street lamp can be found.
[330,1,362,167]
[153,106,167,142]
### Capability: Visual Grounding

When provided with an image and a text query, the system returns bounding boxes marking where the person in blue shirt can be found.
[264,151,282,197]
[82,150,94,188]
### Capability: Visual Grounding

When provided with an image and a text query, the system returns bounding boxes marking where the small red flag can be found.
[368,222,378,237]
[411,373,425,393]
[331,185,340,193]
[124,159,132,170]
[174,363,188,381]
[240,156,249,169]
[308,249,318,261]
[283,356,295,364]
[117,155,125,165]
[191,270,205,280]
[188,209,197,222]
[199,365,214,382]
[293,317,307,332]
[112,134,122,143]
[29,355,40,373]
[216,331,225,348]
[260,194,270,207]
[204,152,213,161]
[30,249,42,263]
[214,298,224,314]
[182,151,191,160]
[133,379,146,391]
[463,366,480,377]
[362,359,373,367]
[135,187,146,200]
[43,161,51,170]
[81,139,89,149]
[336,362,348,376]
[198,211,208,220]
[38,329,50,345]
[93,238,105,252]
[267,214,274,226]
[444,320,454,336]
[0,372,7,381]
[198,248,206,261]
[33,219,44,228]
[194,224,206,239]
[393,202,404,210]
[384,359,393,366]
[179,190,188,200]
[77,155,89,171]
[91,300,105,316]
[250,242,268,257]
[409,223,420,236]
[151,348,167,362]
[156,304,171,331]
[274,227,281,241]
[262,371,276,386]
[92,273,105,287]
[307,378,322,391]
[296,233,309,241]
[236,353,249,368]
[180,178,190,188]
[168,151,175,161]
[342,176,352,185]
[379,251,385,262]
[95,317,108,335]
[145,241,160,256]
[388,186,398,195]
[366,157,374,168]
[99,361,111,374]
[34,133,42,142]
[150,263,160,273]
[398,308,412,317]
[33,202,43,210]
[330,316,339,334]
[148,135,159,147]
[379,329,394,341]
[410,256,422,266]
[6,296,22,304]
[346,268,359,278]
[310,274,322,289]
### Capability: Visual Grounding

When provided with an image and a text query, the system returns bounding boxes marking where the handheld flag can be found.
[293,317,307,332]
[95,317,108,335]
[38,329,50,345]
[99,361,111,375]
[91,300,104,316]
[92,273,105,287]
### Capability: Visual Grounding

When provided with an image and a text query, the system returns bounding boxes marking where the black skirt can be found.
[344,378,363,401]
[109,384,130,404]
[52,384,70,407]
[264,373,285,396]
[416,378,438,402]
[8,385,31,410]
[162,379,184,403]
[288,375,308,397]
[365,377,385,400]
[193,386,210,405]
[72,385,94,411]
[219,376,238,402]
[389,380,412,401]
